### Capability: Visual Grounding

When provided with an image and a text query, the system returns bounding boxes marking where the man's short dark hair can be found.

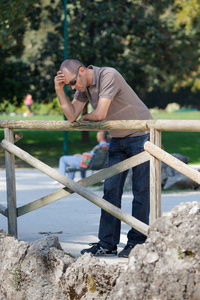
[60,59,85,74]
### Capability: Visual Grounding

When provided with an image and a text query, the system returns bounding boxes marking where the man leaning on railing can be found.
[54,58,153,258]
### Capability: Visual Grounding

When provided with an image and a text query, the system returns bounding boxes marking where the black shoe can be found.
[81,243,117,256]
[118,244,135,258]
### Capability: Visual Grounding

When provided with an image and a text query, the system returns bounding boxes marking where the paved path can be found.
[1,168,200,263]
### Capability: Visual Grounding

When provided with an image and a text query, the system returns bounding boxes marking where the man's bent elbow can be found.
[67,115,77,123]
[97,113,106,121]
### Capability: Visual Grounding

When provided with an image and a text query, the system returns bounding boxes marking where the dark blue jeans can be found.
[98,134,150,249]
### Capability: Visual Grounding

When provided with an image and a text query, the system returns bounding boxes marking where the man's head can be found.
[96,131,108,142]
[59,59,92,92]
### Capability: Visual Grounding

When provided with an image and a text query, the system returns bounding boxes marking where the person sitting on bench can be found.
[53,131,109,184]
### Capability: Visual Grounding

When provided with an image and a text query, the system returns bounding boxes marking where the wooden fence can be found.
[0,119,200,239]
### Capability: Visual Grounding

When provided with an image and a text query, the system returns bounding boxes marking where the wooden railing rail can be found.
[1,119,200,131]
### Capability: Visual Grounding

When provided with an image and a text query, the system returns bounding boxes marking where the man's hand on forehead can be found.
[54,71,65,91]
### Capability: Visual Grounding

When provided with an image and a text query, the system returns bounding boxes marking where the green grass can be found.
[151,111,200,120]
[0,111,200,168]
[0,114,97,168]
[162,132,200,164]
[152,111,200,164]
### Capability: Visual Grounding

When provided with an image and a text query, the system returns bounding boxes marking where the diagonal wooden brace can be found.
[144,141,200,184]
[17,151,150,216]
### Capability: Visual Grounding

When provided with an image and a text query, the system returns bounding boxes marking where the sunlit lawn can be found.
[0,114,97,168]
[0,111,200,167]
[152,111,200,164]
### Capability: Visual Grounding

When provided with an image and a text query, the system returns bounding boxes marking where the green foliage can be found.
[1,0,200,106]
[143,86,200,109]
[0,99,18,114]
[0,0,42,105]
[177,248,183,259]
[0,60,32,106]
[0,0,41,49]
[32,97,63,115]
[172,0,200,92]
[12,262,22,291]
[177,247,195,259]
[0,97,63,116]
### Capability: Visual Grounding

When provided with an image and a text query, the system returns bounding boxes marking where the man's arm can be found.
[54,71,86,122]
[80,97,112,121]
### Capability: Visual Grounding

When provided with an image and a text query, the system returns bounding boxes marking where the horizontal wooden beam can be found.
[144,141,200,184]
[1,119,200,132]
[17,151,150,216]
[0,119,150,131]
[147,119,200,132]
[1,139,149,236]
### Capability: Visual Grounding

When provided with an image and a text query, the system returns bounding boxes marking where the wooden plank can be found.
[145,141,200,184]
[1,139,150,236]
[149,129,162,224]
[17,152,150,216]
[4,129,17,238]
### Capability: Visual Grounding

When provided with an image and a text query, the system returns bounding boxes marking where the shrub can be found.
[0,99,18,114]
[0,97,63,116]
[165,102,180,113]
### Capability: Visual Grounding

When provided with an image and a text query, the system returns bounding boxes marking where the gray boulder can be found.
[163,172,200,190]
[0,232,121,300]
[161,153,200,190]
[1,202,200,299]
[109,201,200,300]
[0,234,73,300]
[161,153,190,187]
[124,153,200,190]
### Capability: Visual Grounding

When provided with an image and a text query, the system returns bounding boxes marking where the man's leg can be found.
[127,159,150,244]
[58,155,82,180]
[98,168,128,249]
[81,138,128,255]
[118,134,150,257]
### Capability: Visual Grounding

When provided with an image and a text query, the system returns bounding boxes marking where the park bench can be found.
[66,148,109,178]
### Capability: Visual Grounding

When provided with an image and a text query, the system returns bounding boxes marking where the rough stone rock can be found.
[163,172,200,190]
[161,153,200,190]
[1,201,200,299]
[0,235,72,300]
[0,234,121,300]
[108,201,200,300]
[160,153,192,189]
[161,153,190,185]
[60,253,121,300]
[124,153,200,191]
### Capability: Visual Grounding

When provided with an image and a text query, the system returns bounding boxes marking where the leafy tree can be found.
[1,0,200,107]
[30,0,200,102]
[172,0,200,92]
[0,0,41,105]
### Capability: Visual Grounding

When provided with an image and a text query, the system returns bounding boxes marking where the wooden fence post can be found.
[4,128,18,238]
[149,128,162,224]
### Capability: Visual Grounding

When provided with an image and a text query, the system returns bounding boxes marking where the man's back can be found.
[74,66,152,137]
